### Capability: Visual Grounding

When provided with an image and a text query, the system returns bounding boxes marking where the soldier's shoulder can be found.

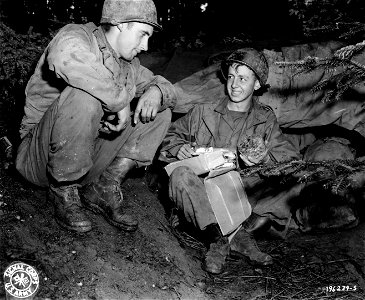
[257,101,275,113]
[53,23,94,42]
[59,23,87,33]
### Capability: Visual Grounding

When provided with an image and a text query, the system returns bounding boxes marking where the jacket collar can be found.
[95,25,120,65]
[200,95,270,143]
[87,23,134,76]
[213,96,267,125]
[214,97,230,115]
[248,96,268,126]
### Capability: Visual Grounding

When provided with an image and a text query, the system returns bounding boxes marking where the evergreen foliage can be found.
[280,1,365,103]
[0,22,53,136]
[305,22,365,41]
[288,0,365,40]
[276,39,365,102]
[239,159,365,199]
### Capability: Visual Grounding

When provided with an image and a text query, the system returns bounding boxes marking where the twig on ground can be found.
[269,288,286,300]
[222,275,276,281]
[274,258,351,275]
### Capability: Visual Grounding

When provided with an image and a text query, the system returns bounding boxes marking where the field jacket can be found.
[160,96,299,163]
[19,22,177,139]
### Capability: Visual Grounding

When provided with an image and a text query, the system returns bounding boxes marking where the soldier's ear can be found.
[254,79,261,90]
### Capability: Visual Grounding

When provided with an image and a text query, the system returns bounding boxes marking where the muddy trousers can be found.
[16,87,172,187]
[169,166,216,231]
[169,166,305,231]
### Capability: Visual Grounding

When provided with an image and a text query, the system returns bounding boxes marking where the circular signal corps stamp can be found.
[3,262,39,299]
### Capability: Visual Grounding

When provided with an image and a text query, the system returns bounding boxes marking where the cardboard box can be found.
[164,149,230,176]
[205,170,251,235]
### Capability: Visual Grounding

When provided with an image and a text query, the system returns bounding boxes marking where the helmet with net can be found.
[100,0,162,31]
[221,48,269,87]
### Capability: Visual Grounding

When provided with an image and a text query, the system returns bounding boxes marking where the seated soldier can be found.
[159,48,300,274]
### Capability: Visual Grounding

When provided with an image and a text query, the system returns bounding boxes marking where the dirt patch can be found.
[0,164,208,299]
[1,156,365,300]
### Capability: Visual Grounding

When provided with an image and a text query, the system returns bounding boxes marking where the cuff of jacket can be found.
[153,81,177,111]
[159,143,183,162]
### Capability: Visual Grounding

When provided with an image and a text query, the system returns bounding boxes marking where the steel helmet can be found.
[221,48,269,87]
[100,0,162,31]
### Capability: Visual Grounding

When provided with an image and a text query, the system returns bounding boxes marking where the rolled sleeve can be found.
[160,107,198,162]
[136,65,177,110]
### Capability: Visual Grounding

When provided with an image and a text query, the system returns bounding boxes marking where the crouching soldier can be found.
[159,48,299,274]
[16,0,178,233]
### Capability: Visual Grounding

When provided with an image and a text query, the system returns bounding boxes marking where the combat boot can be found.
[230,226,273,266]
[202,224,230,274]
[81,157,138,231]
[202,237,230,274]
[49,184,92,233]
[244,213,272,234]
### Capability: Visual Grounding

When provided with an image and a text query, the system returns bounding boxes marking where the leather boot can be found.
[230,226,273,266]
[49,184,92,233]
[202,236,230,275]
[202,224,230,274]
[81,157,138,231]
[244,213,273,234]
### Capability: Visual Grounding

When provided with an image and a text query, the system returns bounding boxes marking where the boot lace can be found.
[51,184,82,208]
[96,177,123,206]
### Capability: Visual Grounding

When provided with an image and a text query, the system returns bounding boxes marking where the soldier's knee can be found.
[154,108,172,127]
[170,166,195,182]
[66,89,102,117]
[159,108,172,122]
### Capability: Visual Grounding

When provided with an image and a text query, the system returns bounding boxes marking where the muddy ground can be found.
[0,151,365,300]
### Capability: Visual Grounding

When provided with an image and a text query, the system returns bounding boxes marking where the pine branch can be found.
[277,56,319,71]
[276,41,365,102]
[303,22,365,41]
[338,22,365,40]
[329,174,350,196]
[239,159,365,197]
[335,40,365,59]
[304,25,335,37]
[311,78,334,93]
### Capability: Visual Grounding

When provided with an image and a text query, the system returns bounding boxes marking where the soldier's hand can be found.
[239,150,269,166]
[134,86,162,125]
[177,144,198,160]
[238,136,270,166]
[103,105,131,132]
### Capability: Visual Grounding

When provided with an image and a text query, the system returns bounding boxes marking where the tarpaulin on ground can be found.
[154,41,365,138]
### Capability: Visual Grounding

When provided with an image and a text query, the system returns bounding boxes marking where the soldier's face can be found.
[115,22,153,60]
[227,64,261,103]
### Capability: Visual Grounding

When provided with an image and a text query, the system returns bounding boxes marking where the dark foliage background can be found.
[0,0,364,139]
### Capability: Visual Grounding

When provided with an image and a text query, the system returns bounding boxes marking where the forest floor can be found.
[0,152,365,300]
